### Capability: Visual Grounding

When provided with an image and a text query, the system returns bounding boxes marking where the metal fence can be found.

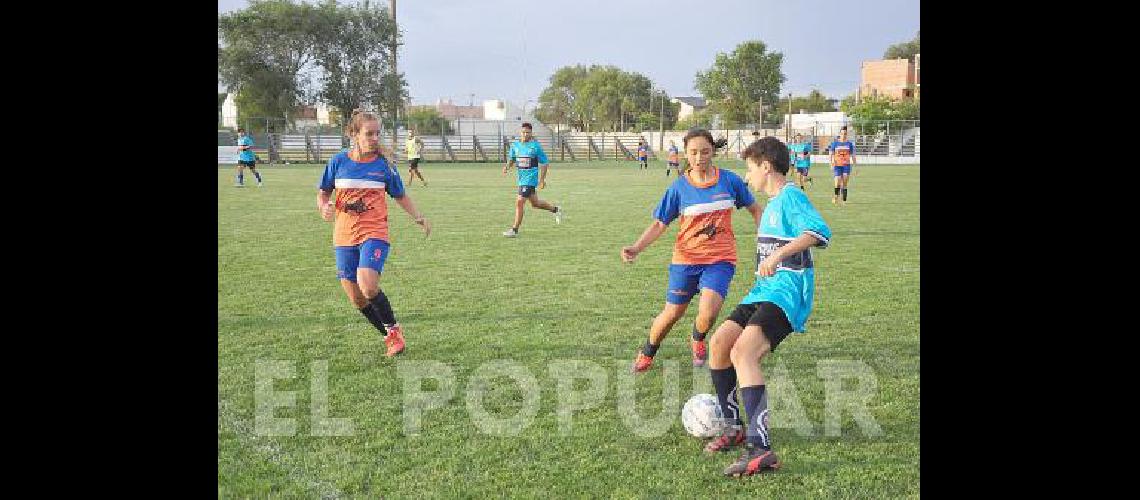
[218,118,919,164]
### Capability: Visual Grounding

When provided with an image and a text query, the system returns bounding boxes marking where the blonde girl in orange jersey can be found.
[317,110,431,356]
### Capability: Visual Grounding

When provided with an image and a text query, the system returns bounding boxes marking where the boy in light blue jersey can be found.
[501,123,561,237]
[235,128,263,187]
[701,136,832,477]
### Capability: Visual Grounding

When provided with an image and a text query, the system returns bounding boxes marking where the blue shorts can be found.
[334,238,390,282]
[666,262,736,305]
[796,166,810,175]
[833,165,852,176]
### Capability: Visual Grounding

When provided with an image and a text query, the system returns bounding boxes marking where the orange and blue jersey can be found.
[828,140,855,166]
[653,166,756,265]
[318,151,406,247]
[667,145,680,164]
[637,145,648,160]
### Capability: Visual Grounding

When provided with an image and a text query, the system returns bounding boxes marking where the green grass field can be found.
[218,159,919,498]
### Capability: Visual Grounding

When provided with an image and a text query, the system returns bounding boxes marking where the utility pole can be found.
[389,0,398,160]
[787,92,792,142]
[658,90,665,151]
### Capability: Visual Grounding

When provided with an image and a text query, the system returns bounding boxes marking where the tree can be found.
[313,0,407,128]
[840,94,919,134]
[694,40,785,128]
[777,90,837,115]
[674,109,714,131]
[535,64,677,132]
[884,31,920,61]
[404,107,454,135]
[218,0,327,124]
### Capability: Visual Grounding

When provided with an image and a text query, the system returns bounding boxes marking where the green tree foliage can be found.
[313,0,407,127]
[218,0,408,132]
[694,40,785,128]
[884,31,920,61]
[536,65,678,132]
[404,107,454,135]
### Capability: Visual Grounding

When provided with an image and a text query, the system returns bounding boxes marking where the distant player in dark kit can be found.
[637,139,650,170]
[405,128,427,187]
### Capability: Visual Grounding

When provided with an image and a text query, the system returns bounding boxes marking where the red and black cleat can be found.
[704,425,745,453]
[723,445,781,477]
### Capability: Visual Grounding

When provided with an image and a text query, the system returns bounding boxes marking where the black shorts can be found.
[409,158,421,169]
[725,301,794,351]
[238,160,256,168]
[517,185,537,198]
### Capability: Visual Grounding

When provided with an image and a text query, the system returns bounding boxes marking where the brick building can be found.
[859,56,920,100]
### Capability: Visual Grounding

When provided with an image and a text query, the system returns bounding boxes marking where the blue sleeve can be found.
[788,191,831,248]
[318,157,336,191]
[652,186,681,225]
[536,144,549,165]
[508,143,517,161]
[849,141,856,155]
[730,172,756,209]
[386,159,406,198]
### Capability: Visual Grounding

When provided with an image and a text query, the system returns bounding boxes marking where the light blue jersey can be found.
[508,140,549,186]
[740,183,832,332]
[792,142,811,169]
[238,135,256,162]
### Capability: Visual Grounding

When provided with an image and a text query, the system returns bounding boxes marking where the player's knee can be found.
[528,197,541,207]
[710,329,735,356]
[729,340,759,366]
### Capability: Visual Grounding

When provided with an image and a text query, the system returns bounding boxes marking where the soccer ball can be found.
[681,393,726,438]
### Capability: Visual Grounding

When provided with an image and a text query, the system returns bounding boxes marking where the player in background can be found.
[235,128,262,187]
[502,123,562,237]
[622,129,761,372]
[701,136,832,477]
[317,110,431,357]
[828,126,857,205]
[405,128,427,187]
[637,139,650,170]
[791,133,813,189]
[666,140,681,176]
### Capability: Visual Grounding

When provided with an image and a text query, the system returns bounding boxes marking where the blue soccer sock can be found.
[740,385,770,450]
[236,173,244,185]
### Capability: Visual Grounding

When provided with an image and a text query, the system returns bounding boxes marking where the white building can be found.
[784,111,848,136]
[222,93,238,129]
[671,96,707,121]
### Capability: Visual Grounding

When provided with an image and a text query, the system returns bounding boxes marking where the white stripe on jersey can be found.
[758,233,794,241]
[334,179,386,189]
[681,199,734,216]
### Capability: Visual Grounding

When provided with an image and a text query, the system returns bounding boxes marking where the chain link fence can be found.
[219,118,919,165]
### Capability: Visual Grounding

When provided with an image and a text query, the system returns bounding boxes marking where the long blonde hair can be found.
[345,109,386,158]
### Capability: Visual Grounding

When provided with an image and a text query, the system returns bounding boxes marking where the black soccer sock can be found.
[358,304,388,335]
[369,290,397,328]
[692,324,709,342]
[642,341,661,357]
[834,186,840,196]
[842,188,848,201]
[740,385,770,450]
[710,367,744,427]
